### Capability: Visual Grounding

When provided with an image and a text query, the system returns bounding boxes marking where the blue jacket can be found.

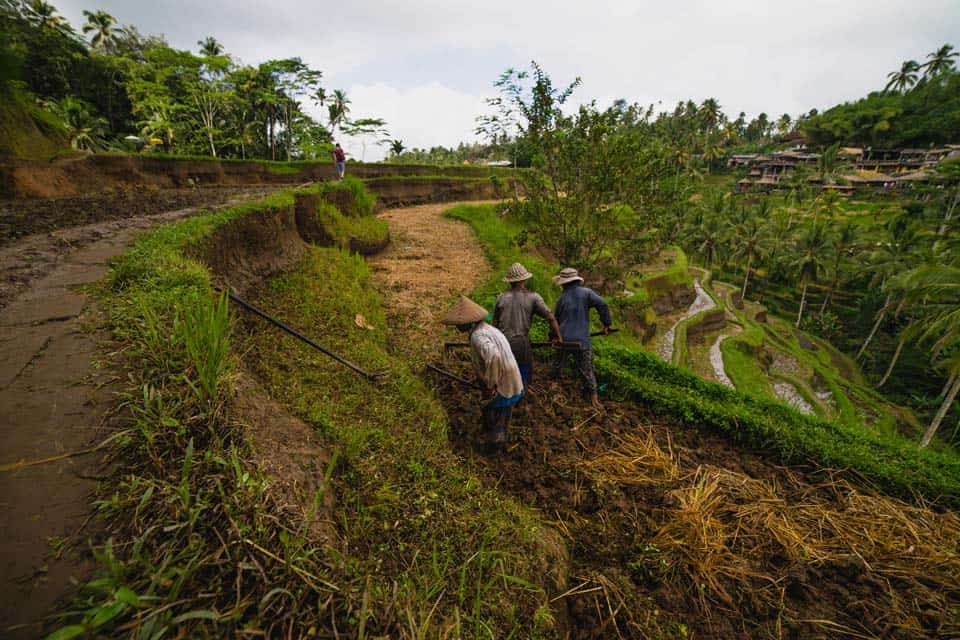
[554,284,611,348]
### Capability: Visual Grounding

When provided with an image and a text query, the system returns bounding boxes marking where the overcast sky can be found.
[54,0,960,160]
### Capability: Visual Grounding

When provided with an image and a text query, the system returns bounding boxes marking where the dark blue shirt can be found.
[554,284,611,348]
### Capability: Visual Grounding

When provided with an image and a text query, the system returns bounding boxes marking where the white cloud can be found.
[53,0,960,155]
[325,82,488,162]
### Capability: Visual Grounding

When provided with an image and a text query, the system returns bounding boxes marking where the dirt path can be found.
[367,201,493,356]
[0,190,279,638]
[0,187,280,311]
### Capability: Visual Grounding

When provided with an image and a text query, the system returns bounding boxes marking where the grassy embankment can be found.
[0,89,67,161]
[121,152,518,178]
[447,203,960,507]
[55,184,557,638]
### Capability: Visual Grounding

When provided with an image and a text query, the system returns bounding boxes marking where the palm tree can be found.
[82,9,118,49]
[389,139,405,157]
[893,264,960,447]
[312,87,328,107]
[731,217,766,300]
[198,36,223,57]
[700,97,722,130]
[327,89,351,136]
[29,0,66,30]
[776,113,793,137]
[691,214,726,269]
[820,221,858,315]
[791,223,830,328]
[884,60,920,94]
[921,44,958,78]
[46,97,108,151]
[856,226,920,359]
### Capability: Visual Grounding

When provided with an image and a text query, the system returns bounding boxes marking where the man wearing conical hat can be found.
[551,267,611,409]
[442,296,524,448]
[493,262,561,386]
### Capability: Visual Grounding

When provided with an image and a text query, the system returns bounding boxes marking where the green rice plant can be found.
[176,290,233,405]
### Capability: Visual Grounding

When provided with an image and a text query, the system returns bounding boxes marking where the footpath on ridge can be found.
[367,201,493,356]
[0,190,281,638]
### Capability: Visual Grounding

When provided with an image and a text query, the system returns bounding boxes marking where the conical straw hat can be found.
[441,296,488,324]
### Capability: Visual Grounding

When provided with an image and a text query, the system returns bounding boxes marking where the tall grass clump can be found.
[451,203,960,507]
[240,246,560,637]
[50,194,361,638]
[54,193,558,638]
[320,175,377,217]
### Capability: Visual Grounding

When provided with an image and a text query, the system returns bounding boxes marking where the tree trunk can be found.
[942,372,958,398]
[857,293,891,360]
[819,288,831,316]
[741,255,752,299]
[876,339,904,388]
[796,281,808,328]
[920,373,960,449]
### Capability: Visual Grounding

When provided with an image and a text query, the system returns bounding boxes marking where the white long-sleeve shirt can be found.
[469,322,523,398]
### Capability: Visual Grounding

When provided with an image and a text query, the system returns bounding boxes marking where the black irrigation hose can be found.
[215,287,385,382]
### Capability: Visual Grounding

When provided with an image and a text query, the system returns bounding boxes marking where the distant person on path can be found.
[333,143,346,180]
[442,296,524,449]
[551,267,611,409]
[493,262,561,386]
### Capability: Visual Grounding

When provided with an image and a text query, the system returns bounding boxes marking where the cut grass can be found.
[241,247,559,637]
[451,203,960,507]
[60,193,556,638]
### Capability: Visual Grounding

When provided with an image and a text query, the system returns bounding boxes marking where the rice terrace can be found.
[2,1,960,638]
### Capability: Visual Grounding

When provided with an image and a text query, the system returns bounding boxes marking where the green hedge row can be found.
[596,344,960,506]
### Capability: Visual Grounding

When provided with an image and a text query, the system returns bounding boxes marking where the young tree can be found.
[479,63,680,270]
[341,117,388,161]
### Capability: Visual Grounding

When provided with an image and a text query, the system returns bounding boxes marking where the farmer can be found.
[442,296,524,448]
[493,263,562,386]
[332,143,346,180]
[551,267,612,409]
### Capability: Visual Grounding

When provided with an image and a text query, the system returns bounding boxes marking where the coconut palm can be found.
[820,220,859,315]
[29,0,66,30]
[327,89,351,136]
[885,60,920,94]
[312,87,328,107]
[82,9,118,49]
[776,113,793,137]
[46,96,108,151]
[731,217,766,300]
[198,36,223,57]
[699,97,722,130]
[692,215,724,268]
[892,264,960,447]
[791,223,830,328]
[389,139,405,157]
[856,226,921,359]
[921,44,958,78]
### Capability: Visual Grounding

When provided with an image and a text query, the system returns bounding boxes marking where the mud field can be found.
[0,185,281,245]
[431,352,960,639]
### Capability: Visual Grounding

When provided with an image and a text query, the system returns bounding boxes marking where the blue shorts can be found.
[492,390,524,408]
